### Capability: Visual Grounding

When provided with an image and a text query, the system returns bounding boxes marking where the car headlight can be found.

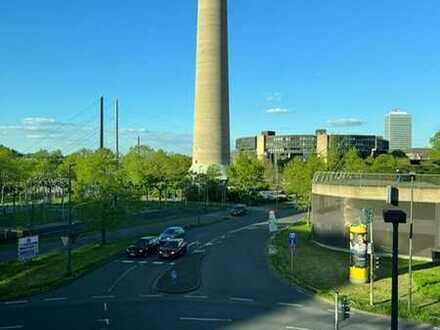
[171,251,175,254]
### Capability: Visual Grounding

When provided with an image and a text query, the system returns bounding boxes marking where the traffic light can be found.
[375,256,380,269]
[340,295,351,320]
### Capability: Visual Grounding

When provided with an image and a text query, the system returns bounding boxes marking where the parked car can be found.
[159,238,187,259]
[230,204,248,216]
[126,236,159,258]
[159,226,185,242]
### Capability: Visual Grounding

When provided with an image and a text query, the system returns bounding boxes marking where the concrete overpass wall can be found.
[312,183,440,259]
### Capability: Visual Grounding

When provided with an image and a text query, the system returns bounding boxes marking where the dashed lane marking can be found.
[121,260,135,264]
[152,261,164,265]
[139,294,163,298]
[180,317,232,322]
[277,302,304,308]
[4,300,27,305]
[138,261,148,265]
[91,295,115,299]
[286,326,314,330]
[0,326,24,329]
[43,297,67,302]
[184,295,208,299]
[107,265,137,293]
[229,297,254,303]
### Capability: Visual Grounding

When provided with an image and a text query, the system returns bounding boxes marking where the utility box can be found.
[433,249,440,265]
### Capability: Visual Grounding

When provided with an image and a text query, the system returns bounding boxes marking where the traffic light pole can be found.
[391,221,399,330]
[334,291,339,330]
[369,220,374,306]
[408,174,415,312]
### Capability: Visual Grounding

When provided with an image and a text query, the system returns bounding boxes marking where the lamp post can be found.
[66,164,73,277]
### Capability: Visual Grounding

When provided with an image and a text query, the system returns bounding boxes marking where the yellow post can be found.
[349,224,369,284]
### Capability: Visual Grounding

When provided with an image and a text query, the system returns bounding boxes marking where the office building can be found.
[385,110,412,151]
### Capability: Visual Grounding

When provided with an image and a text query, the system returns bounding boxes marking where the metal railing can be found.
[312,171,440,189]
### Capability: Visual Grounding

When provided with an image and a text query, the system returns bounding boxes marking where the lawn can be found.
[0,239,130,300]
[271,220,440,326]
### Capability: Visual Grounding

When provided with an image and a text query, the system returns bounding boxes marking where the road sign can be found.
[18,235,39,261]
[288,232,297,248]
[268,210,278,233]
[170,269,177,282]
[61,236,70,246]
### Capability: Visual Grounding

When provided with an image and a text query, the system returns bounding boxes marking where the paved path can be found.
[0,208,437,330]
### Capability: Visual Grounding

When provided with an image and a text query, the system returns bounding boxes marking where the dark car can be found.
[159,226,185,242]
[230,204,248,216]
[159,238,187,259]
[126,236,159,258]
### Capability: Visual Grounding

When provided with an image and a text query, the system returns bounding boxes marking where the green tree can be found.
[282,155,325,211]
[429,131,440,161]
[341,148,367,172]
[227,152,266,203]
[73,148,124,245]
[370,154,398,173]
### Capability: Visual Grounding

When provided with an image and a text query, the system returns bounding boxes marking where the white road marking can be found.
[204,242,213,247]
[107,265,137,293]
[184,295,208,299]
[327,309,334,313]
[153,261,164,265]
[139,294,163,298]
[286,326,314,330]
[43,297,67,302]
[91,295,115,299]
[180,317,232,322]
[4,300,27,305]
[230,297,254,303]
[0,326,24,329]
[169,262,175,265]
[193,249,206,254]
[188,241,200,249]
[277,302,304,308]
[96,318,110,326]
[104,303,108,312]
[121,260,135,264]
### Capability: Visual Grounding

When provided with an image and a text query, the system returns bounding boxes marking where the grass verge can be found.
[270,219,440,326]
[0,239,130,301]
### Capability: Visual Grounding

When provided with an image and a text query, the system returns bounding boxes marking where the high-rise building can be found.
[191,0,230,174]
[385,110,412,151]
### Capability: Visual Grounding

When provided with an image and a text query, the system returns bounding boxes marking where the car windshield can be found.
[164,228,177,235]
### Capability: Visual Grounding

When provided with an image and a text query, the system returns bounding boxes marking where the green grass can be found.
[271,220,440,326]
[0,239,130,300]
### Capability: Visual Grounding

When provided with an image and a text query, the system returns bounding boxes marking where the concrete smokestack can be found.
[191,0,230,174]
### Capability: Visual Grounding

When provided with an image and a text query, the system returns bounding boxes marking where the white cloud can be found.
[266,108,289,114]
[265,92,282,102]
[326,118,365,127]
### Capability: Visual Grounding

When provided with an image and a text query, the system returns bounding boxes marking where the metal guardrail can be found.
[312,171,440,188]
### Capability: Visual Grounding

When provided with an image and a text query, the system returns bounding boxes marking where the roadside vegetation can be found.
[0,239,131,300]
[271,220,440,326]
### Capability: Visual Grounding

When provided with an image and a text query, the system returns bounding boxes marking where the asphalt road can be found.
[0,207,437,330]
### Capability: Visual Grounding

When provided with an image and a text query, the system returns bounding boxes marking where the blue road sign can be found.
[288,232,297,248]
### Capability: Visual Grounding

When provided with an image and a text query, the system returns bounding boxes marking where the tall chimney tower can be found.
[191,0,230,174]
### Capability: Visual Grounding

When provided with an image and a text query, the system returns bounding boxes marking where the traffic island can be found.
[154,254,203,294]
[270,220,440,327]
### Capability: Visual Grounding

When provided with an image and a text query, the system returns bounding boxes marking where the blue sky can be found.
[1,0,439,155]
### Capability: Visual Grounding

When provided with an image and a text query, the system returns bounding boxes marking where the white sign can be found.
[61,236,70,246]
[269,210,278,233]
[18,235,39,261]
